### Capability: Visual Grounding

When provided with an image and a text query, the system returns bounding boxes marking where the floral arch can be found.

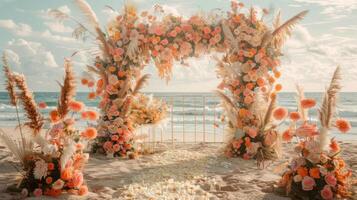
[54,0,307,161]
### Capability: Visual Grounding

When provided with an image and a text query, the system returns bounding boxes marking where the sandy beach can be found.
[0,127,356,200]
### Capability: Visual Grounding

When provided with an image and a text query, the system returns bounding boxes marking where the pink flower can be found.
[247,128,257,138]
[273,107,288,121]
[301,176,315,191]
[324,173,337,186]
[33,188,42,197]
[160,39,169,46]
[103,141,113,151]
[52,179,65,190]
[321,185,333,200]
[69,171,84,188]
[232,139,242,149]
[113,144,121,152]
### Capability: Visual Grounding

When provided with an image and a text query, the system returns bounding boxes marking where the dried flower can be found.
[335,119,351,133]
[273,107,288,120]
[301,98,316,109]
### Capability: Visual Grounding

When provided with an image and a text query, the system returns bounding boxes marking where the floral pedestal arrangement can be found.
[1,57,97,197]
[279,67,353,199]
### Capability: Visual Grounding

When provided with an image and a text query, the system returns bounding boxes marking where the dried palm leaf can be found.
[272,10,308,47]
[57,59,76,119]
[132,74,150,96]
[273,10,281,29]
[13,74,43,134]
[2,53,17,106]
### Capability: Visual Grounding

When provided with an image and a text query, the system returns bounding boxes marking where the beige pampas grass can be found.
[262,95,276,129]
[2,53,17,106]
[271,10,308,47]
[74,0,111,60]
[296,84,308,122]
[57,59,76,118]
[12,74,44,134]
[132,74,151,95]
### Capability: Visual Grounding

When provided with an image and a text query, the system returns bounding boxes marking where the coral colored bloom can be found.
[68,101,84,112]
[81,127,97,140]
[273,107,288,120]
[45,176,53,184]
[282,129,293,142]
[289,112,301,121]
[81,78,88,85]
[296,123,318,137]
[321,185,333,200]
[50,110,60,122]
[78,185,88,196]
[301,98,316,109]
[86,110,99,121]
[47,163,55,171]
[309,168,320,179]
[33,188,42,197]
[297,167,308,177]
[68,172,83,188]
[61,167,73,181]
[88,81,95,88]
[275,84,282,91]
[325,173,337,186]
[330,139,340,152]
[38,101,47,109]
[247,128,257,138]
[301,176,315,191]
[335,119,351,133]
[88,92,96,100]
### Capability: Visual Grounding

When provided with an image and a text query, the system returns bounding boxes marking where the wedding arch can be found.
[51,0,307,162]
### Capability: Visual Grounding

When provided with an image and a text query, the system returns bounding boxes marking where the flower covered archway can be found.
[56,0,307,161]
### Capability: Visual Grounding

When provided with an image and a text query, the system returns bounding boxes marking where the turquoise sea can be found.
[0,92,356,141]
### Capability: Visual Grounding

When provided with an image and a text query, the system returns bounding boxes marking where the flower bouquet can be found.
[279,67,353,199]
[1,56,97,197]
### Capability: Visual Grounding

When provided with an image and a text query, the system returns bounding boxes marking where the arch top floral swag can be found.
[50,0,307,160]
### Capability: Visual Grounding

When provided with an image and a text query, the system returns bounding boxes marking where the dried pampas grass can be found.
[12,74,43,134]
[2,53,17,106]
[132,74,151,96]
[57,59,76,118]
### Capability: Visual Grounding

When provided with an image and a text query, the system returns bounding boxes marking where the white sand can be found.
[0,127,356,199]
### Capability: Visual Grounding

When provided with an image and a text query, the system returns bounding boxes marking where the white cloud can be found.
[44,21,73,33]
[3,49,21,65]
[40,30,76,43]
[0,19,32,36]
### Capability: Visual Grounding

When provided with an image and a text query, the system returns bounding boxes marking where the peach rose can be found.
[324,173,337,186]
[78,185,88,196]
[302,176,315,191]
[321,185,333,200]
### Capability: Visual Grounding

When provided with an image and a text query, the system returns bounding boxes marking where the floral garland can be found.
[62,0,306,159]
[279,67,353,199]
[1,57,97,197]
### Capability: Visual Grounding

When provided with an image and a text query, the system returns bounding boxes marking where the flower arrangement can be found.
[1,55,97,197]
[129,93,168,128]
[50,0,306,159]
[279,67,353,199]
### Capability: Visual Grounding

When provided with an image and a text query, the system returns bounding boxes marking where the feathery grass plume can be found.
[273,10,281,29]
[295,84,308,122]
[318,67,342,151]
[2,53,17,106]
[221,20,239,51]
[262,95,276,129]
[132,74,151,95]
[13,74,44,134]
[271,10,308,48]
[319,66,342,128]
[215,90,238,111]
[74,0,111,60]
[57,59,76,119]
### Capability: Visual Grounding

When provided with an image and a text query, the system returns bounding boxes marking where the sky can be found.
[0,0,357,92]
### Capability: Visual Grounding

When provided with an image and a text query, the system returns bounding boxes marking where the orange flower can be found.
[274,71,281,78]
[61,167,73,181]
[87,92,96,100]
[257,77,265,87]
[86,110,99,121]
[45,176,53,184]
[68,101,84,112]
[87,81,95,88]
[335,119,351,133]
[97,79,104,89]
[289,111,301,121]
[282,129,293,142]
[300,98,316,109]
[275,84,282,92]
[330,138,340,152]
[81,127,97,140]
[273,107,288,120]
[49,110,60,123]
[297,167,308,177]
[38,102,47,109]
[118,71,126,78]
[81,111,88,120]
[309,168,320,179]
[270,92,276,99]
[81,78,88,85]
[78,185,88,196]
[239,108,249,117]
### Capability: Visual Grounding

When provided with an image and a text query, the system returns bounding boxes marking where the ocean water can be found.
[0,92,356,141]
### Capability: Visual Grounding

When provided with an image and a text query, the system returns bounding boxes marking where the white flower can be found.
[33,159,48,180]
[293,175,302,182]
[42,144,58,155]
